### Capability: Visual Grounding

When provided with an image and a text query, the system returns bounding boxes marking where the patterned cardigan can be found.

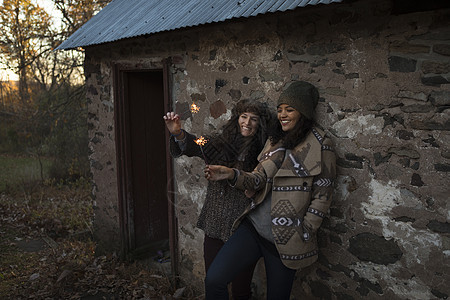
[231,127,336,269]
[169,131,253,242]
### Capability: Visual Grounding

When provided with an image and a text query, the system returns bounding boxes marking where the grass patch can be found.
[0,155,53,193]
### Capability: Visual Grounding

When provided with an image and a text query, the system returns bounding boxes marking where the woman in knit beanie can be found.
[204,81,336,300]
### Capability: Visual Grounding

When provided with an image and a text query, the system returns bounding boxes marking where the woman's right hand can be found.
[163,112,182,135]
[204,165,234,181]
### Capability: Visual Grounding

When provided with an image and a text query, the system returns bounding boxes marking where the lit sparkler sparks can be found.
[194,136,208,164]
[190,102,200,113]
[194,136,208,146]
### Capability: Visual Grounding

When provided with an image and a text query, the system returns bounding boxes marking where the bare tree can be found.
[0,0,111,179]
[53,0,111,37]
[0,0,51,105]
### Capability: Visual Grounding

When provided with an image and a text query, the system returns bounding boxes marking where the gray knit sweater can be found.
[169,131,253,241]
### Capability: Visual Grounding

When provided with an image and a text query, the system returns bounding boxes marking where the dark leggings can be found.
[204,234,256,300]
[205,220,296,300]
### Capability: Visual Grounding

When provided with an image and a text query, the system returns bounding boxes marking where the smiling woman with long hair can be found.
[163,99,273,299]
[204,81,336,300]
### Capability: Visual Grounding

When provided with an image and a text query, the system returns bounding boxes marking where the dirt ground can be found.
[0,185,201,299]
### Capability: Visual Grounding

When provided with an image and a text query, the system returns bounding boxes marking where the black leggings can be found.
[205,220,296,300]
[204,234,256,299]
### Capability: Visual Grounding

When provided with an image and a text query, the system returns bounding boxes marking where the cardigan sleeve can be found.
[233,163,267,192]
[232,140,275,191]
[303,136,336,233]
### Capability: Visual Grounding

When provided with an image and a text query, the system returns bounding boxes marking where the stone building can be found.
[57,0,450,298]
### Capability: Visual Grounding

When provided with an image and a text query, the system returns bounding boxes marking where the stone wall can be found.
[84,0,449,298]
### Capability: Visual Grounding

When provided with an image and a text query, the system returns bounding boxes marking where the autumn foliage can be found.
[0,182,199,299]
[0,0,112,180]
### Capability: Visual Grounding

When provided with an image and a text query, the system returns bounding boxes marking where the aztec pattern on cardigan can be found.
[232,127,336,269]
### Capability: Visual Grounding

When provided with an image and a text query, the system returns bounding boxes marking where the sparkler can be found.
[194,136,209,164]
[179,101,207,163]
[175,102,200,116]
[190,102,200,113]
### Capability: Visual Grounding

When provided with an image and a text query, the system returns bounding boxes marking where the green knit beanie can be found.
[277,81,319,120]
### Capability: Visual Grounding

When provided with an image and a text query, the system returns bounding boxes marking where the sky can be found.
[0,0,62,81]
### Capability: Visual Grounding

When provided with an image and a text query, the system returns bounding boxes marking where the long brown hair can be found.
[269,113,314,149]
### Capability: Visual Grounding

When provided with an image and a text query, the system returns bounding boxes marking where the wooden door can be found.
[115,68,176,264]
[127,71,168,251]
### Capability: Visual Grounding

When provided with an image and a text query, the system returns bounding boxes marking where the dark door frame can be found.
[113,59,178,276]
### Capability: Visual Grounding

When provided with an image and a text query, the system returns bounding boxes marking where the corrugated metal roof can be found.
[57,0,342,50]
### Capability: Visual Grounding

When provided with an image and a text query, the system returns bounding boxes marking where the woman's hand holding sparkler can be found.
[204,165,234,181]
[163,112,184,138]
